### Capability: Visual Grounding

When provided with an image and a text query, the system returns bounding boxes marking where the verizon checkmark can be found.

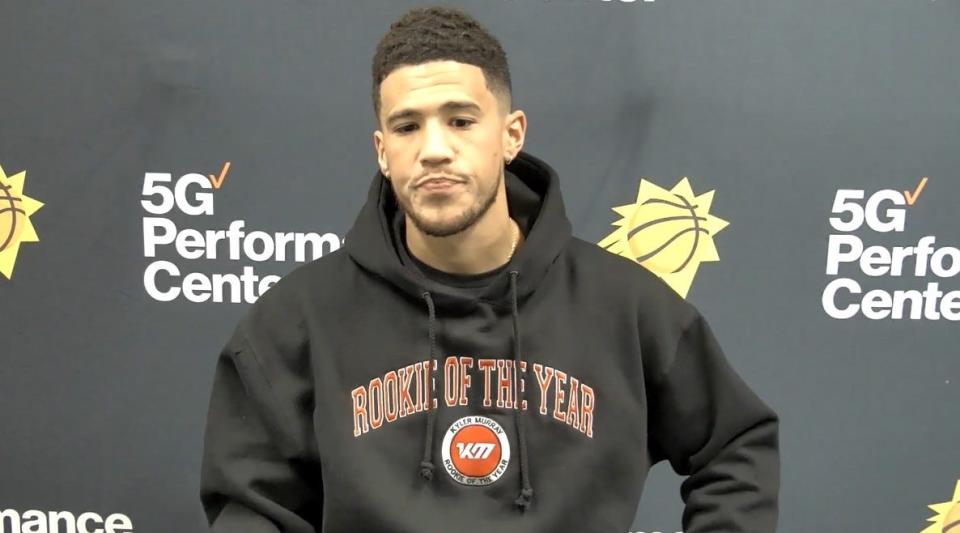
[208,161,231,189]
[903,176,928,206]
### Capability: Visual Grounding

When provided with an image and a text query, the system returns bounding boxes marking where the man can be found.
[200,6,779,532]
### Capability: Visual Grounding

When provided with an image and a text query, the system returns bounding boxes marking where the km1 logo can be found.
[442,416,511,486]
[456,442,496,460]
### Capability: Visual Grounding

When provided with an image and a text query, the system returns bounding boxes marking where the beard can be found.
[393,170,502,238]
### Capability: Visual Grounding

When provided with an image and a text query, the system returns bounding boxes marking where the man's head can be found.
[371,6,526,238]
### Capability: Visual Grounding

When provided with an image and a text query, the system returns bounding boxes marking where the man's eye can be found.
[395,124,417,134]
[452,118,474,128]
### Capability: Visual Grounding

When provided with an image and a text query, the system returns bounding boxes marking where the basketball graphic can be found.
[0,164,44,280]
[921,480,960,533]
[944,502,960,533]
[441,416,510,486]
[598,177,728,298]
[626,193,706,275]
[0,181,26,253]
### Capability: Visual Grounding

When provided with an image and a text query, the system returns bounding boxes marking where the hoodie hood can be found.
[344,150,572,307]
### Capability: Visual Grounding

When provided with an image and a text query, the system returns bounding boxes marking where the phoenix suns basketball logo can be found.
[441,416,510,486]
[598,177,728,298]
[0,163,44,281]
[920,480,960,532]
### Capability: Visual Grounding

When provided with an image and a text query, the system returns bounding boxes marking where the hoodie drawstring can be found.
[416,271,535,512]
[418,290,438,481]
[508,270,534,512]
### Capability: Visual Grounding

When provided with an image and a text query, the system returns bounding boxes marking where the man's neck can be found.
[404,208,522,275]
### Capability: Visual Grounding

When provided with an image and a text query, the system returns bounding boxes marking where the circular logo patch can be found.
[441,416,511,486]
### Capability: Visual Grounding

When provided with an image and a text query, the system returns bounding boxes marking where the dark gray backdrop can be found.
[1,0,957,531]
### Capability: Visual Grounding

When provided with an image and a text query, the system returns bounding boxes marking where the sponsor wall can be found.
[1,0,957,531]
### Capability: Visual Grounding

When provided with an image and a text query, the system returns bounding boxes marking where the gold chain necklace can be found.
[507,219,519,260]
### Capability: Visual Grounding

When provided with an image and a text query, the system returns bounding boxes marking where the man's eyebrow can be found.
[385,101,483,126]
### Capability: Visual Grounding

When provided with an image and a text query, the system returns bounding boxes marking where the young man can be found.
[200,6,780,533]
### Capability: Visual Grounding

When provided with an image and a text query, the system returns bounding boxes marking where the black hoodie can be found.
[199,151,780,532]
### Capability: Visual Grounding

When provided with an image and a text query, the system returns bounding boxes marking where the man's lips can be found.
[419,179,462,192]
[416,176,464,188]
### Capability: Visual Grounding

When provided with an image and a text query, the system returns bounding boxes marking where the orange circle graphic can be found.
[449,424,501,477]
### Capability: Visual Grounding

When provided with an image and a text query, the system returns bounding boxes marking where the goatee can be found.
[395,172,501,238]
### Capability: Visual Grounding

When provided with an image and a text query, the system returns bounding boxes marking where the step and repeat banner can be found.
[1,1,957,531]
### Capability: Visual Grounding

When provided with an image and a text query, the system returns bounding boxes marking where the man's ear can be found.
[373,130,390,178]
[503,109,527,162]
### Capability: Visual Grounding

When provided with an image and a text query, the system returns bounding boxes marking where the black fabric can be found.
[394,205,516,295]
[388,171,534,507]
[199,150,781,533]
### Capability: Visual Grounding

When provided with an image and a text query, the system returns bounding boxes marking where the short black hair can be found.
[371,6,512,123]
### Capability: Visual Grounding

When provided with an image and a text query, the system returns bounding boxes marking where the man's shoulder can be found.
[270,246,353,292]
[228,247,355,347]
[563,236,697,322]
[242,247,354,317]
[565,237,679,294]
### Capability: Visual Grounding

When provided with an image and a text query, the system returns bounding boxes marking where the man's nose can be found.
[419,120,454,166]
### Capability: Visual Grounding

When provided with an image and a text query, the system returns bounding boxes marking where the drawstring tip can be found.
[514,488,534,511]
[419,461,435,481]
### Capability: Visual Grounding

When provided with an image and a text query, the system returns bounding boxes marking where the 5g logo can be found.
[141,173,215,216]
[821,178,958,321]
[829,189,907,233]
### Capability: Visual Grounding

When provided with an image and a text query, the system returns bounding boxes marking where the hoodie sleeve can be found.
[646,311,780,533]
[199,330,323,532]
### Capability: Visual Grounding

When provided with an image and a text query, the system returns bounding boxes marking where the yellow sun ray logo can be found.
[0,164,44,280]
[598,177,729,298]
[921,480,960,533]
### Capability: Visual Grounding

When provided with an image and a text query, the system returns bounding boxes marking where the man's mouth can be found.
[419,178,462,192]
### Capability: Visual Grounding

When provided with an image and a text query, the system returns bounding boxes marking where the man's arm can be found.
[199,333,323,532]
[646,312,780,533]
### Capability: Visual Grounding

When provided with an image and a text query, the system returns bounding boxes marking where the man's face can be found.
[373,60,519,237]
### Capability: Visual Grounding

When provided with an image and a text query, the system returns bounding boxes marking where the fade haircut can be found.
[371,6,513,124]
